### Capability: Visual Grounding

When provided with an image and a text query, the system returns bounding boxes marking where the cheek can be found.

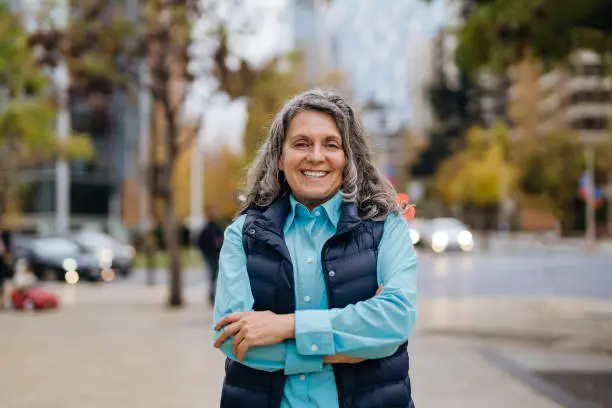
[332,153,347,173]
[280,151,298,174]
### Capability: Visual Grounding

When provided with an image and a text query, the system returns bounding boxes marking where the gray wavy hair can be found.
[240,89,401,220]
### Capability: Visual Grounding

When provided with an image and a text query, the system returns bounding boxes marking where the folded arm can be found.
[212,215,323,375]
[294,214,418,359]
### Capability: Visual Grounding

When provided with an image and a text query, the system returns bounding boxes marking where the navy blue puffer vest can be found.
[220,197,414,408]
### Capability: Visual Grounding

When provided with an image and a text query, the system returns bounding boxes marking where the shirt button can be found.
[311,344,318,352]
[314,211,320,216]
[299,374,306,381]
[304,296,311,302]
[328,270,335,277]
[306,257,313,263]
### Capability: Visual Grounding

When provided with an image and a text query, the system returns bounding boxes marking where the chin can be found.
[295,188,338,203]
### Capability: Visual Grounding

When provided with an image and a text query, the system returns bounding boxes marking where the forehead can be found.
[286,110,341,138]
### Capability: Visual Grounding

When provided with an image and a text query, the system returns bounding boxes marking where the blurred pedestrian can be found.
[197,206,224,306]
[0,227,13,309]
[212,90,418,408]
[12,258,37,291]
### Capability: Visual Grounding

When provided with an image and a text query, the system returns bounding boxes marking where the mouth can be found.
[301,170,329,179]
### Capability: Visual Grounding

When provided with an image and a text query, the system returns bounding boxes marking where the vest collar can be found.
[258,194,292,237]
[336,200,362,234]
[252,194,362,237]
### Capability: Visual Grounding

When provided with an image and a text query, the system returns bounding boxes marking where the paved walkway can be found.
[483,233,612,256]
[1,283,611,408]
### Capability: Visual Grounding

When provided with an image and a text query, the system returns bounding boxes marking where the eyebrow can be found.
[324,135,342,142]
[289,133,341,140]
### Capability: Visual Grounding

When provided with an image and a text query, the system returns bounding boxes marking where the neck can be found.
[294,193,336,212]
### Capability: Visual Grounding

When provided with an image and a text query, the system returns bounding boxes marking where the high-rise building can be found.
[508,50,611,142]
[407,36,436,139]
[507,50,612,232]
[290,0,422,187]
[11,1,141,235]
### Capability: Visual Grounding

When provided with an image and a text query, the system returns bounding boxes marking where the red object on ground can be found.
[10,287,59,311]
[396,193,416,220]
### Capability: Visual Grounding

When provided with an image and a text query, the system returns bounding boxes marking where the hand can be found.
[323,354,366,364]
[375,284,383,296]
[214,311,295,362]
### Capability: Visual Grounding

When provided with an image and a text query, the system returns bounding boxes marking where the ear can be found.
[278,154,284,172]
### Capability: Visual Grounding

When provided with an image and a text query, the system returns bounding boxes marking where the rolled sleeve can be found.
[284,341,324,375]
[325,213,418,357]
[213,215,287,372]
[294,309,335,356]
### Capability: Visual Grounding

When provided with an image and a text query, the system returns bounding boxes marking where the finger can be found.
[214,312,246,331]
[375,284,383,296]
[349,358,365,364]
[236,339,250,362]
[232,329,246,357]
[214,321,241,348]
[214,313,243,331]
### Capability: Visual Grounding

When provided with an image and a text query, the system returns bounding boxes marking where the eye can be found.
[294,141,309,148]
[326,143,340,149]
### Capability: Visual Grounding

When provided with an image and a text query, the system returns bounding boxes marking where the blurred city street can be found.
[2,244,611,408]
[2,0,612,407]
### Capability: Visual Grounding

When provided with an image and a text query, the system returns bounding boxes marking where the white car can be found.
[71,231,136,277]
[419,218,474,253]
[407,218,428,246]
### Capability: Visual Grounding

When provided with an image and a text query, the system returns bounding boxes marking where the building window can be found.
[575,64,604,77]
[70,183,111,216]
[571,117,608,130]
[570,91,612,103]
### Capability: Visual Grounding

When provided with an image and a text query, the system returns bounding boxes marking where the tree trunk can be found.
[0,269,5,310]
[163,110,183,308]
[145,231,156,286]
[165,191,183,307]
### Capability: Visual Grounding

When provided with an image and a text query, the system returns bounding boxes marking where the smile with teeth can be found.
[302,171,328,178]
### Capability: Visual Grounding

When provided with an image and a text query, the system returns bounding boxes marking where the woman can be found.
[213,90,417,408]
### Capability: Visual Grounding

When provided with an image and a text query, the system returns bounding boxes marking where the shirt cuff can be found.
[295,309,335,356]
[284,341,324,375]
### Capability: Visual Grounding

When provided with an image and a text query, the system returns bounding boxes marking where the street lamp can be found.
[54,60,70,235]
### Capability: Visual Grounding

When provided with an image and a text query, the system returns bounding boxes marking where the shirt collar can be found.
[286,190,344,230]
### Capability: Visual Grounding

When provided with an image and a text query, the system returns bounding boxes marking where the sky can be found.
[16,0,452,154]
[195,0,453,153]
[194,0,293,153]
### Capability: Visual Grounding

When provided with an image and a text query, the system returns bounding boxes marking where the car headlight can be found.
[457,230,473,246]
[98,248,114,268]
[432,232,449,247]
[62,258,78,271]
[409,229,420,245]
[65,270,79,284]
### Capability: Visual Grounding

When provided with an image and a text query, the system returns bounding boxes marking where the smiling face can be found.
[279,110,347,210]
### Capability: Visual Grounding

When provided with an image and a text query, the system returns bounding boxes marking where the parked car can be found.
[419,218,475,253]
[407,218,429,246]
[22,237,102,282]
[71,231,135,277]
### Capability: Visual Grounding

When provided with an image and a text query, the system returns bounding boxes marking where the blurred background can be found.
[1,0,611,407]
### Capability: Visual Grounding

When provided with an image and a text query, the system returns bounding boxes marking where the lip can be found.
[300,170,329,181]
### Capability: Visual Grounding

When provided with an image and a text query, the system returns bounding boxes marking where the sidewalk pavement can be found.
[483,232,612,256]
[1,283,611,408]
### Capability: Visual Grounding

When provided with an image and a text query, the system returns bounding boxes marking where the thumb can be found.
[375,284,383,296]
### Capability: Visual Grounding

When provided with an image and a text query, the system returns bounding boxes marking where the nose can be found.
[307,145,324,163]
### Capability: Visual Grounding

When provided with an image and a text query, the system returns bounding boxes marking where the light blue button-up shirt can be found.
[213,191,418,408]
